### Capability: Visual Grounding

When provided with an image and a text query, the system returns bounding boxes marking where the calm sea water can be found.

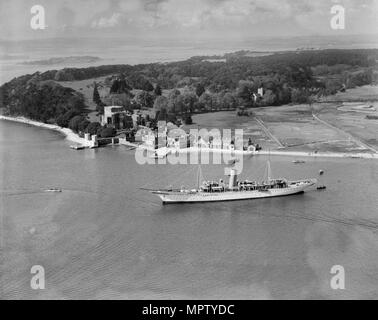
[1,120,378,299]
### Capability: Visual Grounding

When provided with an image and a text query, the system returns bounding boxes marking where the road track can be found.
[254,117,284,148]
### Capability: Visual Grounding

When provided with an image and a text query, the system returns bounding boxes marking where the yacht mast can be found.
[197,165,203,189]
[266,149,272,182]
[266,160,271,182]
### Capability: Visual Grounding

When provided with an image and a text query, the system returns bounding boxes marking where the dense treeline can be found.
[90,49,377,114]
[0,75,86,123]
[18,49,378,90]
[0,74,118,137]
[1,49,377,131]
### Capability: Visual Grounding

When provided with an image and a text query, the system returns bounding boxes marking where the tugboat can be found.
[147,161,317,204]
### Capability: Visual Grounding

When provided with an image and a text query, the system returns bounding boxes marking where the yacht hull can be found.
[153,180,316,204]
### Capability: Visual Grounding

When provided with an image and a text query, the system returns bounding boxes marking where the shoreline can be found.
[0,115,87,145]
[257,150,378,160]
[175,147,378,160]
[1,115,378,160]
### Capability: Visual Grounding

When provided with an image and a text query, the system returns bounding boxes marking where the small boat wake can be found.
[1,187,63,196]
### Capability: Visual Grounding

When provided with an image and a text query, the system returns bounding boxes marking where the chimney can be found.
[228,169,237,189]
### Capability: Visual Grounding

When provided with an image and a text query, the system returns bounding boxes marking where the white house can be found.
[100,106,124,126]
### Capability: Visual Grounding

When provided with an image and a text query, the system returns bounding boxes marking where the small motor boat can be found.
[317,185,326,190]
[70,145,85,150]
[45,188,62,192]
[293,160,305,164]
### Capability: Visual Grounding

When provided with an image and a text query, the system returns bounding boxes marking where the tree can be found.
[99,127,116,138]
[68,115,85,132]
[237,80,257,107]
[135,91,154,109]
[153,96,168,111]
[211,92,223,110]
[168,88,181,100]
[104,93,132,110]
[195,83,205,97]
[291,88,311,104]
[110,75,132,94]
[236,106,249,116]
[142,79,154,92]
[110,80,119,93]
[198,93,213,111]
[260,89,276,106]
[78,119,90,133]
[181,92,198,114]
[173,95,185,114]
[167,113,177,124]
[277,84,292,105]
[96,103,104,115]
[127,74,154,91]
[54,69,74,81]
[93,82,102,105]
[86,122,102,135]
[154,84,162,96]
[167,89,182,114]
[56,109,80,128]
[183,114,193,125]
[223,92,237,109]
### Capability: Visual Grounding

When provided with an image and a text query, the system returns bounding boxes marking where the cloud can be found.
[105,0,378,35]
[1,0,377,40]
[91,12,123,29]
[150,0,293,28]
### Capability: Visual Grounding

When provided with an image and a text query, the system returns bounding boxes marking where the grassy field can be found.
[317,101,378,150]
[320,85,378,102]
[58,77,109,122]
[191,85,378,154]
[58,75,378,155]
[184,111,279,150]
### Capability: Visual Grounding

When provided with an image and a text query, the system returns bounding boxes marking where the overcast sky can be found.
[1,0,377,41]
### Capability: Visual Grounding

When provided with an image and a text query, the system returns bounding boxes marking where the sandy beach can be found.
[0,115,87,145]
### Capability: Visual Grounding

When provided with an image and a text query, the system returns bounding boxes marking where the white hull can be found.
[153,180,316,204]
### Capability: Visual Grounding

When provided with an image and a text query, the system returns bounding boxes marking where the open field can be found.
[57,73,378,156]
[317,101,378,151]
[191,85,378,155]
[184,111,279,150]
[59,77,108,109]
[58,77,109,122]
[320,85,378,102]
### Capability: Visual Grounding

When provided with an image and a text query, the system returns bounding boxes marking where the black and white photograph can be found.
[1,0,378,304]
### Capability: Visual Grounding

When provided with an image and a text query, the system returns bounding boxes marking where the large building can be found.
[100,106,134,130]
